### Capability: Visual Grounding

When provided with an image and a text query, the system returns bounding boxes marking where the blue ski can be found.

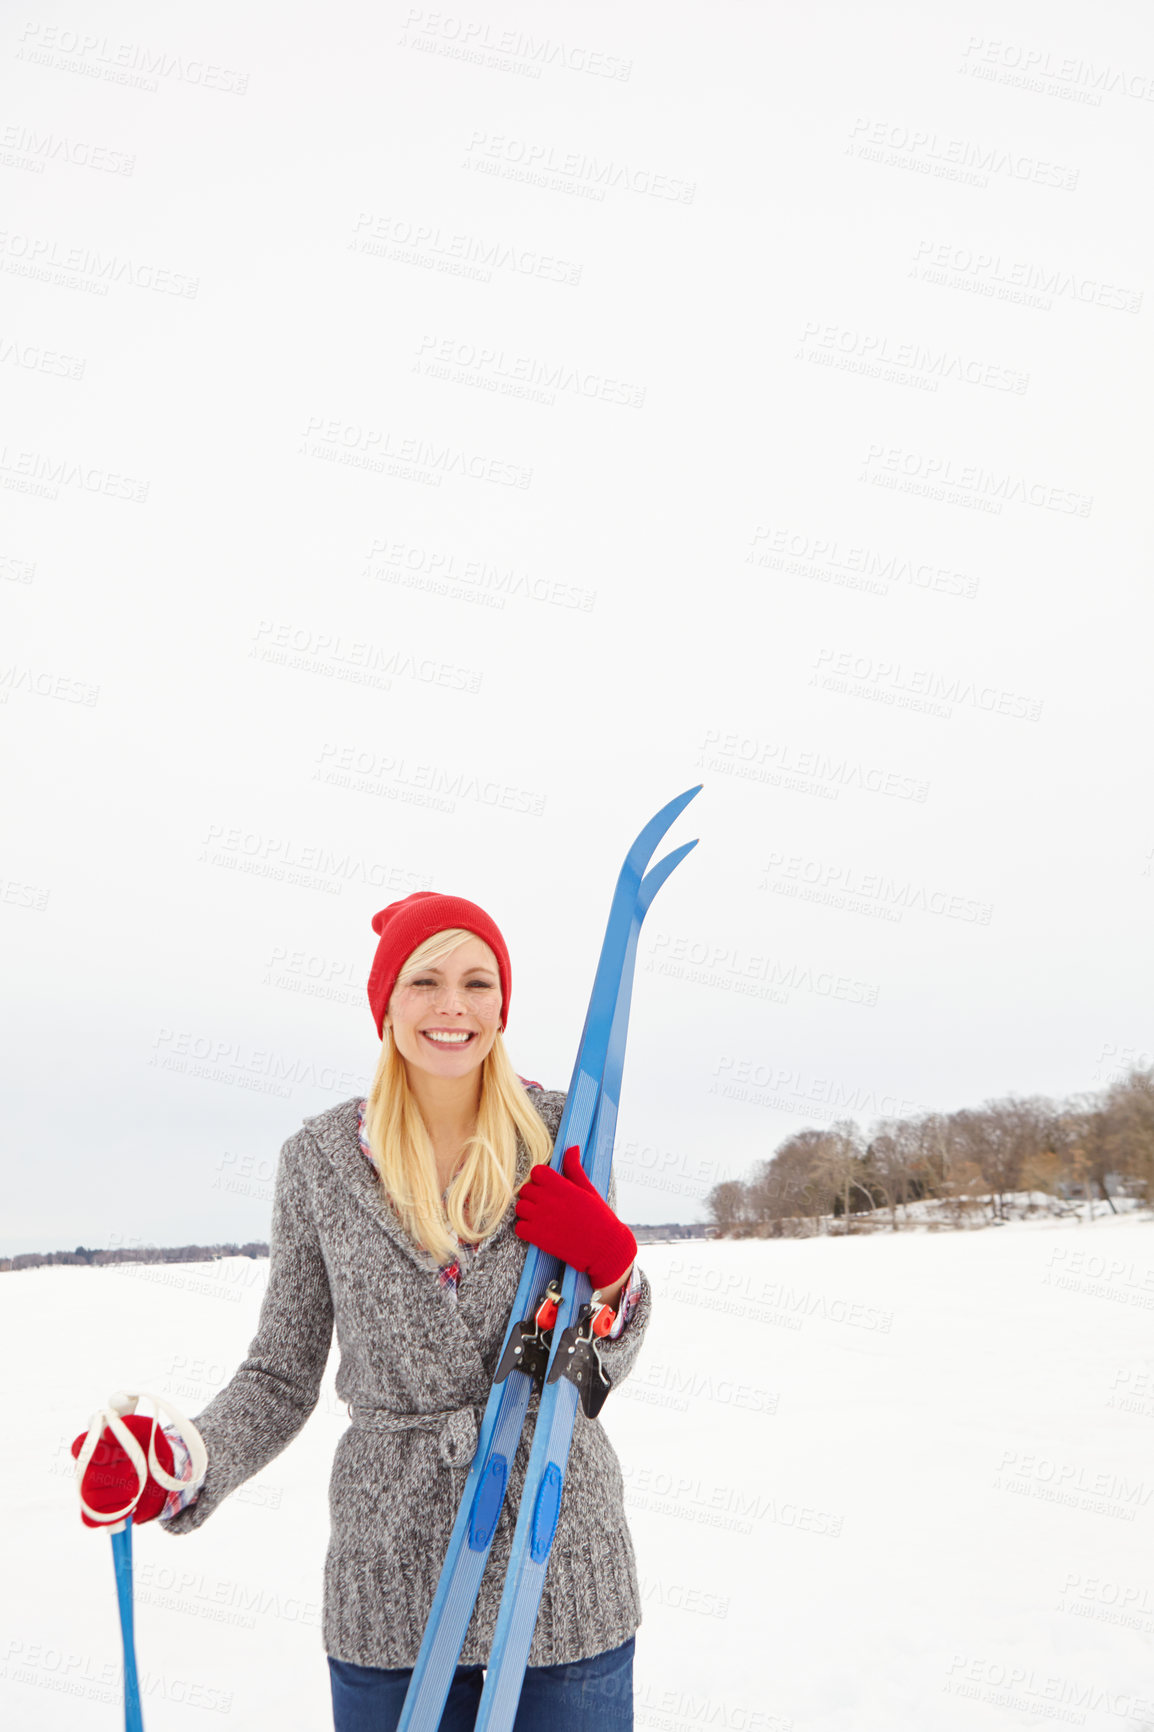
[471,831,695,1730]
[396,787,701,1732]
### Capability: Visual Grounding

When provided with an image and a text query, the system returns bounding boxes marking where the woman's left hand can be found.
[514,1147,637,1293]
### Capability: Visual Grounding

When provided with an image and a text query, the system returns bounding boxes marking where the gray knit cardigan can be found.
[159,1088,652,1669]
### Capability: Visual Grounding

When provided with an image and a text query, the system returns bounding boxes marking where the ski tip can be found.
[662,783,702,818]
[639,836,699,905]
[626,785,704,877]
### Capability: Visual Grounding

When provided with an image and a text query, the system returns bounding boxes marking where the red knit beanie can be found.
[367,892,512,1039]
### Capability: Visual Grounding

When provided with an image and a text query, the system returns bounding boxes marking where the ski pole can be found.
[110,1519,144,1732]
[74,1392,208,1732]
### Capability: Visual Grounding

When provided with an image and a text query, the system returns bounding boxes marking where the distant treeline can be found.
[633,1223,711,1244]
[0,1242,270,1273]
[707,1065,1154,1237]
[2,1222,711,1273]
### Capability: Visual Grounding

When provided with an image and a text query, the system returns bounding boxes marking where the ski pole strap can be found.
[74,1391,208,1529]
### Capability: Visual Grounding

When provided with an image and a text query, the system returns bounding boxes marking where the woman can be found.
[74,891,650,1731]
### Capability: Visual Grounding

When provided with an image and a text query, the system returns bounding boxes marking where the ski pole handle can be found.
[73,1392,207,1530]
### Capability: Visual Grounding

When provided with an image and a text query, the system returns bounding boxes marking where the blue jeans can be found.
[328,1635,634,1731]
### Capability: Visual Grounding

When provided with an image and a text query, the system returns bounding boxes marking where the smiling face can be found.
[384,934,503,1080]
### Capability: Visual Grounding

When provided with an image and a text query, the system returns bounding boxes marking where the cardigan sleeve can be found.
[604,1260,643,1339]
[158,1418,204,1520]
[158,1127,334,1535]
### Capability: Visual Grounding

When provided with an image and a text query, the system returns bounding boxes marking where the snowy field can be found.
[7,1218,1154,1732]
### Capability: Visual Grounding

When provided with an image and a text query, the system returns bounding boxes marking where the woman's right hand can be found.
[73,1395,208,1530]
[72,1409,178,1527]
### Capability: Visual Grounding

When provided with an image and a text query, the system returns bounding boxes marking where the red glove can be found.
[515,1147,637,1292]
[71,1413,176,1528]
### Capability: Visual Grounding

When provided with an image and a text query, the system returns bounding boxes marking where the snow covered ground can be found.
[7,1217,1154,1731]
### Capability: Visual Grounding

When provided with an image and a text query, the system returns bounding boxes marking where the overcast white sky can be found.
[4,0,1152,1254]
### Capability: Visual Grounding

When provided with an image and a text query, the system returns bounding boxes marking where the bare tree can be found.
[1100,1067,1154,1205]
[705,1179,753,1237]
[1018,1148,1080,1216]
[940,1158,988,1227]
[945,1096,1057,1221]
[864,1117,931,1229]
[810,1120,872,1231]
[773,1129,844,1231]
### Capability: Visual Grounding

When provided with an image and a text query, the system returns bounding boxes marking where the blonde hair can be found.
[362,927,554,1262]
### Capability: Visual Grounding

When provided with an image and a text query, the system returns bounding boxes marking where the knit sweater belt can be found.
[346,1401,481,1468]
